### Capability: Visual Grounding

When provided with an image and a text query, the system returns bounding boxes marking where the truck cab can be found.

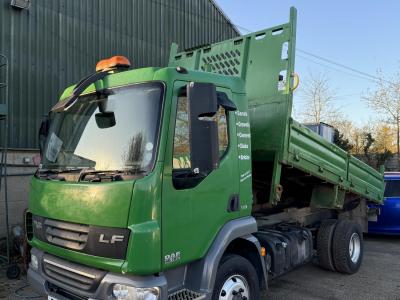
[28,60,259,299]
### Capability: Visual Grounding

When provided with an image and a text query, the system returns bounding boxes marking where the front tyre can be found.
[212,254,260,300]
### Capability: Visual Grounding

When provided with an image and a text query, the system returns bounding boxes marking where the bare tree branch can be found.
[363,70,400,155]
[298,72,342,124]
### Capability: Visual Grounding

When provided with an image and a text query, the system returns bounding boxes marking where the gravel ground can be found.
[1,235,399,300]
[267,234,400,300]
[0,273,43,300]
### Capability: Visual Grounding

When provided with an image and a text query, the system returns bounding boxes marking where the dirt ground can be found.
[0,273,43,300]
[267,234,400,300]
[1,235,399,300]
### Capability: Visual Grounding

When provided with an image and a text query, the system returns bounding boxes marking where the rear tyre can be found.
[332,220,363,274]
[212,254,260,300]
[317,219,337,271]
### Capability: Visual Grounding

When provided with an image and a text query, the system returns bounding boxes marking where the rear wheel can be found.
[332,220,363,274]
[212,254,259,300]
[317,219,337,271]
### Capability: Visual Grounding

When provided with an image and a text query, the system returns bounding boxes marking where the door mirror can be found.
[187,82,219,174]
[38,116,51,156]
[95,111,116,129]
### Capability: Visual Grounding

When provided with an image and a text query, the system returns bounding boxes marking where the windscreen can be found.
[40,82,164,176]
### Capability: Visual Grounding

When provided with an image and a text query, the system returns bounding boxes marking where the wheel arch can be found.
[224,235,268,290]
[183,217,267,297]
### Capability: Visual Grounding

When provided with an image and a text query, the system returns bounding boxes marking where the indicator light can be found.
[261,247,266,257]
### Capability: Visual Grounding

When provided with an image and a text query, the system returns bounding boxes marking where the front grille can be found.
[44,219,89,250]
[33,215,130,259]
[43,254,106,293]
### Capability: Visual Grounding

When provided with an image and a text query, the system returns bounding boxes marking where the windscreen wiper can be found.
[37,168,84,174]
[78,169,149,182]
[78,170,124,182]
[35,168,85,180]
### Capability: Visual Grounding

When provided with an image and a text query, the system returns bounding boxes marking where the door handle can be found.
[227,194,240,212]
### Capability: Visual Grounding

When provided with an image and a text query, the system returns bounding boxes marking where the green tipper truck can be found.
[27,8,384,300]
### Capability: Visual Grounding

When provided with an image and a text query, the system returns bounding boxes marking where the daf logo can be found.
[98,234,124,244]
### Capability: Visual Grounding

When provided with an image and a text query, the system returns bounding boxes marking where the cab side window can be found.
[173,96,191,169]
[173,96,229,170]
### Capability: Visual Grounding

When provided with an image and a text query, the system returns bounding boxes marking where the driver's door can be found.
[161,81,240,269]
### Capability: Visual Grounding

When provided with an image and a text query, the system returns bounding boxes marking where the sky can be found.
[214,0,400,125]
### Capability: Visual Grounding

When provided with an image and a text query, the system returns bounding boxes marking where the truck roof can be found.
[58,66,245,101]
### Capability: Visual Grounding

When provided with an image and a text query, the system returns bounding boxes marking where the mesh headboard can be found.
[169,8,297,159]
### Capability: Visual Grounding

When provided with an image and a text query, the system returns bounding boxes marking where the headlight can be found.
[31,254,39,270]
[112,284,159,300]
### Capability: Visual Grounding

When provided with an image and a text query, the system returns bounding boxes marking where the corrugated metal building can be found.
[0,0,239,149]
[0,0,239,236]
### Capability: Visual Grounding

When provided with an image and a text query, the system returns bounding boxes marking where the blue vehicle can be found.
[369,172,400,235]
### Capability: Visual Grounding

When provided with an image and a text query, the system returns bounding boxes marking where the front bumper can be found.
[28,248,168,300]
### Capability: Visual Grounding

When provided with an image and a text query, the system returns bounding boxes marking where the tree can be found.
[371,124,395,168]
[298,72,341,124]
[331,118,356,150]
[362,132,375,160]
[363,70,400,156]
[349,123,374,155]
[333,129,353,152]
[373,124,396,154]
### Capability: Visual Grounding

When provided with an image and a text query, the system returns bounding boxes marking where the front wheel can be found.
[212,254,260,300]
